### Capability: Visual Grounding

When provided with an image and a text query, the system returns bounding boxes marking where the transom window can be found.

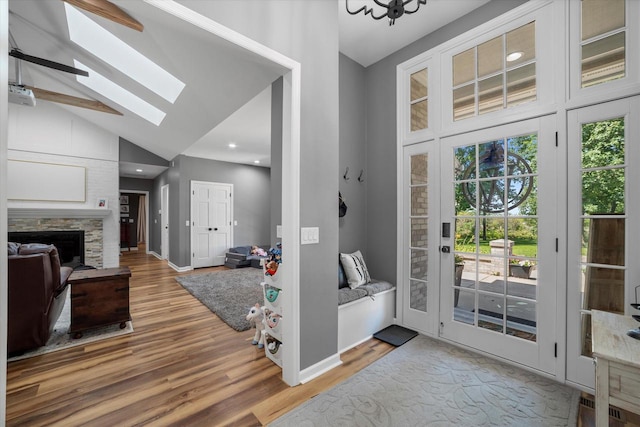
[452,22,536,121]
[410,68,428,131]
[581,0,626,88]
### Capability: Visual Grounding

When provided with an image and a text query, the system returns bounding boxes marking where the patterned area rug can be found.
[8,293,134,362]
[271,334,580,427]
[175,268,264,331]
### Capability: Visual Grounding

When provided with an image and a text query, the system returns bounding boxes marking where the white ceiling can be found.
[8,0,490,177]
[339,0,491,68]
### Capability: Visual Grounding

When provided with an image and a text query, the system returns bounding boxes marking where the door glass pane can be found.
[409,153,429,312]
[452,135,538,343]
[478,75,503,115]
[411,218,428,248]
[478,36,503,78]
[410,69,428,101]
[581,32,625,88]
[506,22,536,67]
[507,298,537,341]
[582,0,625,41]
[507,63,536,107]
[478,293,504,333]
[453,48,475,86]
[579,117,626,356]
[411,100,428,131]
[411,154,428,184]
[410,280,428,312]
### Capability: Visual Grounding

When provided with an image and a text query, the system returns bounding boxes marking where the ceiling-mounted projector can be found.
[8,84,36,107]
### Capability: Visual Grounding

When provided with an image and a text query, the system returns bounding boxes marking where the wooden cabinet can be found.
[592,310,640,426]
[68,267,131,338]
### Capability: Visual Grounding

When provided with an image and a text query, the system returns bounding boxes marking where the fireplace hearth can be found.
[9,230,86,268]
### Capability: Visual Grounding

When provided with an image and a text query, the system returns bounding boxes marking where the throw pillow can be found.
[339,250,371,289]
[338,260,349,289]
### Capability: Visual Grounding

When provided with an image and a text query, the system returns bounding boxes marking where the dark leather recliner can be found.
[8,242,73,355]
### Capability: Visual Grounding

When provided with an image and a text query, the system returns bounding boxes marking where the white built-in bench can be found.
[337,280,396,353]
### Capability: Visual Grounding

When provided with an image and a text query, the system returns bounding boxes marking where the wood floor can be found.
[6,246,637,426]
[5,246,394,426]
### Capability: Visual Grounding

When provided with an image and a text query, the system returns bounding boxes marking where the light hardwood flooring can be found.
[6,246,394,426]
[6,245,635,426]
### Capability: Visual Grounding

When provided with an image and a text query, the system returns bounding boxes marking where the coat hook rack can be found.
[343,167,350,181]
[357,169,365,182]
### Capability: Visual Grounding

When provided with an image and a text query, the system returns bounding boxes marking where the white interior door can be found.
[566,97,640,389]
[439,117,558,375]
[191,181,233,268]
[400,142,440,335]
[161,184,169,260]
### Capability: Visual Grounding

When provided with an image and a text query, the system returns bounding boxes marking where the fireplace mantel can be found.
[8,207,111,219]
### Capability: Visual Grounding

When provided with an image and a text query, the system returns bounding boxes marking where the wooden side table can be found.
[68,266,131,339]
[592,310,640,426]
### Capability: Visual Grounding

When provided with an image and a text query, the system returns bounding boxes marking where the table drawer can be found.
[610,362,640,411]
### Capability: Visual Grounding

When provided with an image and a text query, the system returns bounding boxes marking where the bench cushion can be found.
[338,279,395,305]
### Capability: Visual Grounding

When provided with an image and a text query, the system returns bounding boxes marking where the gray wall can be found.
[120,137,170,166]
[154,155,271,267]
[181,0,340,370]
[364,0,528,283]
[339,54,367,255]
[270,77,283,246]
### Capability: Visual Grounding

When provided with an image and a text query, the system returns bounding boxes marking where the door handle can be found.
[214,227,218,231]
[208,228,213,231]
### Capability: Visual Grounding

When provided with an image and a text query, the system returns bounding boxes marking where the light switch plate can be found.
[301,227,319,244]
[277,225,282,238]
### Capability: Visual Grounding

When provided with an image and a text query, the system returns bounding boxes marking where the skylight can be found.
[74,60,166,126]
[64,2,185,103]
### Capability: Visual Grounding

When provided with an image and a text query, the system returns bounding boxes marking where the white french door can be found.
[401,142,441,335]
[566,97,640,389]
[191,181,233,268]
[439,117,559,374]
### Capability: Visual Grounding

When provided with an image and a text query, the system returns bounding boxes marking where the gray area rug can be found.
[175,268,264,331]
[8,292,134,362]
[271,334,580,427]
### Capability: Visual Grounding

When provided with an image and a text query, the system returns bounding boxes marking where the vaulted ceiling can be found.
[8,0,491,175]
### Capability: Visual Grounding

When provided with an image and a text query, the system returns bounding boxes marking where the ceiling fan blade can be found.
[63,0,143,32]
[9,50,89,77]
[26,86,123,116]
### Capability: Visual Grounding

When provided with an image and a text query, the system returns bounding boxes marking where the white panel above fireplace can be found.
[7,160,86,202]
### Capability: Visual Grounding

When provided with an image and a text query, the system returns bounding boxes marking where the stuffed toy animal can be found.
[264,309,282,330]
[245,303,265,349]
[265,260,279,276]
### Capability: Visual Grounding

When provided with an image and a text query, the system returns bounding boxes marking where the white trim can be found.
[298,353,342,384]
[119,189,150,253]
[168,261,193,273]
[146,0,301,387]
[1,0,8,419]
[150,251,162,260]
[160,184,169,261]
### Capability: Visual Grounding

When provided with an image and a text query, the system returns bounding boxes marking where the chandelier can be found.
[345,0,427,26]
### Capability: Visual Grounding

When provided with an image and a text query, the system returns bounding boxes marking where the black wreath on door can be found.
[339,192,347,217]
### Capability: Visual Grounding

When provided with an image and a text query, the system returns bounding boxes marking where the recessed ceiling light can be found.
[74,60,166,126]
[506,51,523,62]
[228,143,237,148]
[136,169,143,173]
[65,3,185,103]
[254,160,260,164]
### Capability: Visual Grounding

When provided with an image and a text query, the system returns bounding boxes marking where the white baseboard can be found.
[298,353,342,384]
[150,251,162,260]
[169,261,193,273]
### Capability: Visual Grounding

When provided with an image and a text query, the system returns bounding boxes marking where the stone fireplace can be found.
[8,217,104,268]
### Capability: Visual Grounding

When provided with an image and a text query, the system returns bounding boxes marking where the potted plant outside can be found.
[509,259,534,279]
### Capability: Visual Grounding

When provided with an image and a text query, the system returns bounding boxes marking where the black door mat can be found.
[373,325,418,347]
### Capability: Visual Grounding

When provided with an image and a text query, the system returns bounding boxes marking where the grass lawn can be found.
[456,239,537,258]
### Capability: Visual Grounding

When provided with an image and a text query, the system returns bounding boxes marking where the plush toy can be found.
[251,245,267,257]
[245,303,265,349]
[265,260,279,277]
[265,309,282,330]
[268,242,282,264]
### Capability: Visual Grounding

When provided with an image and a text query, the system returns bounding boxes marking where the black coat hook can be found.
[358,169,364,182]
[343,167,350,181]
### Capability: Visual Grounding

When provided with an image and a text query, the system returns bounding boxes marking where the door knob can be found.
[214,227,218,231]
[208,228,213,231]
